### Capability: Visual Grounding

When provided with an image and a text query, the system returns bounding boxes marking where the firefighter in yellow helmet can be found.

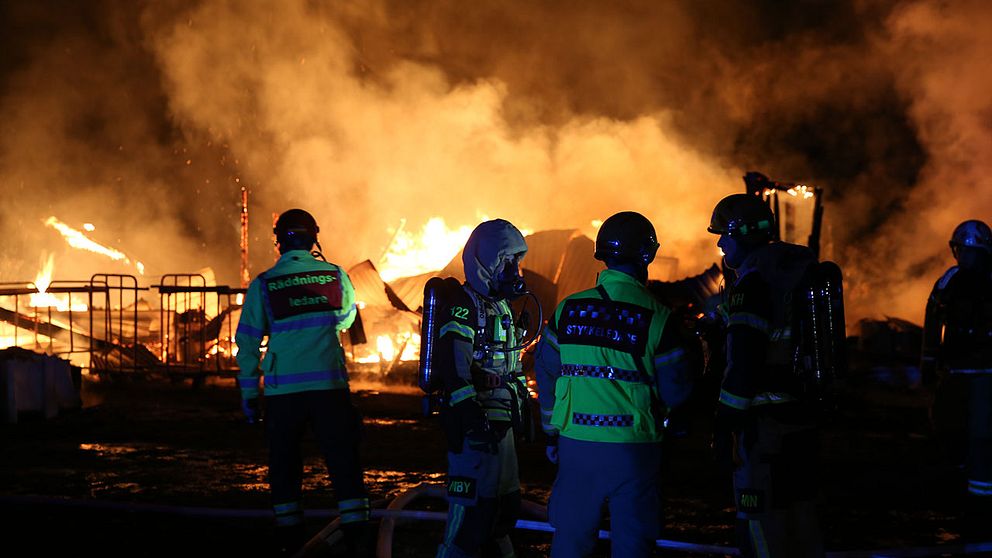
[534,211,694,557]
[235,209,371,556]
[923,219,992,540]
[707,194,825,558]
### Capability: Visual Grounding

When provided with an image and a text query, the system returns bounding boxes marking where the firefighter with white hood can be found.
[427,218,531,558]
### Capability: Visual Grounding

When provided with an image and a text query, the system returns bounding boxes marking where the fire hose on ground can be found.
[286,484,992,558]
[4,493,992,557]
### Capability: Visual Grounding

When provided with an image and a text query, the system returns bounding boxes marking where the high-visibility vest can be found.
[551,269,671,443]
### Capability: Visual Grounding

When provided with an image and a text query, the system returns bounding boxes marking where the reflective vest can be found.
[235,250,357,398]
[549,269,673,443]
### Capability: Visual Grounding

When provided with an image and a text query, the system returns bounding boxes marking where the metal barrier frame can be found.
[154,275,245,378]
[0,280,110,358]
[88,274,143,375]
[3,274,244,379]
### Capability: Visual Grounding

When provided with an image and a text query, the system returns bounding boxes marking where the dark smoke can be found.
[1,0,988,323]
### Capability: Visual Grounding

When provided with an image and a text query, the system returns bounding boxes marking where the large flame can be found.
[44,217,145,275]
[378,217,533,282]
[28,254,87,312]
[378,218,474,282]
[353,333,420,364]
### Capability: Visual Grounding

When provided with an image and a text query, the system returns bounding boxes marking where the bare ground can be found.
[0,370,986,557]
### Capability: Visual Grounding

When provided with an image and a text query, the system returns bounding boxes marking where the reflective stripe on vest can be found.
[552,271,669,443]
[572,412,634,427]
[264,369,347,387]
[560,364,649,383]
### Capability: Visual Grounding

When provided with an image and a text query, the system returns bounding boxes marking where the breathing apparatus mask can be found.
[491,254,527,300]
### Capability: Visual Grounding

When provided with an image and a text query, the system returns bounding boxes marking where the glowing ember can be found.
[44,216,144,275]
[83,223,95,232]
[763,186,815,201]
[787,185,815,199]
[378,217,474,282]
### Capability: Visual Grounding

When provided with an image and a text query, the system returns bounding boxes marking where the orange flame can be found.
[353,333,420,364]
[378,217,532,282]
[28,254,87,311]
[378,217,474,282]
[44,216,145,275]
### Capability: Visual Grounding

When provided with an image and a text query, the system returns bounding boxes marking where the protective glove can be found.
[451,396,500,453]
[241,397,262,424]
[465,426,499,454]
[545,433,559,464]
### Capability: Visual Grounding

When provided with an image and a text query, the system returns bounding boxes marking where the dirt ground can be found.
[0,368,988,557]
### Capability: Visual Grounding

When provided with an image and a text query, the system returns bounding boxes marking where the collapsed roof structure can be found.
[348,229,722,375]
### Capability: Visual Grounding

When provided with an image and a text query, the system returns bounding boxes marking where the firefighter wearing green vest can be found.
[533,211,694,558]
[435,219,531,558]
[235,209,371,557]
[708,194,824,558]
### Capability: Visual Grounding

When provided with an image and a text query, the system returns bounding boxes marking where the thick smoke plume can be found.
[1,0,989,325]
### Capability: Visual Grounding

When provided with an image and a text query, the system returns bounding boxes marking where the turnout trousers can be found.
[733,414,823,558]
[437,427,520,558]
[549,437,662,558]
[265,389,370,531]
[964,374,992,539]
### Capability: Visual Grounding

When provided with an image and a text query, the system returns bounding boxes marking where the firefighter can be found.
[922,219,992,539]
[435,218,530,558]
[235,209,371,557]
[707,193,825,557]
[533,211,694,558]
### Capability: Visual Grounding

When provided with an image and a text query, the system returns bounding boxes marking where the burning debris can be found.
[43,217,144,276]
[1,217,703,385]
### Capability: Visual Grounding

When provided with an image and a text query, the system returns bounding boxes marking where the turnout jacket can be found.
[436,285,527,425]
[435,218,530,448]
[534,269,693,444]
[717,242,815,428]
[922,265,992,374]
[235,250,357,400]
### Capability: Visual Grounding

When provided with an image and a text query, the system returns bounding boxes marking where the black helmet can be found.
[274,209,319,250]
[707,194,775,240]
[594,211,660,265]
[950,219,992,254]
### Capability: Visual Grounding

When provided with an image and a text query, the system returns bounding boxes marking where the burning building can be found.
[3,0,992,380]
